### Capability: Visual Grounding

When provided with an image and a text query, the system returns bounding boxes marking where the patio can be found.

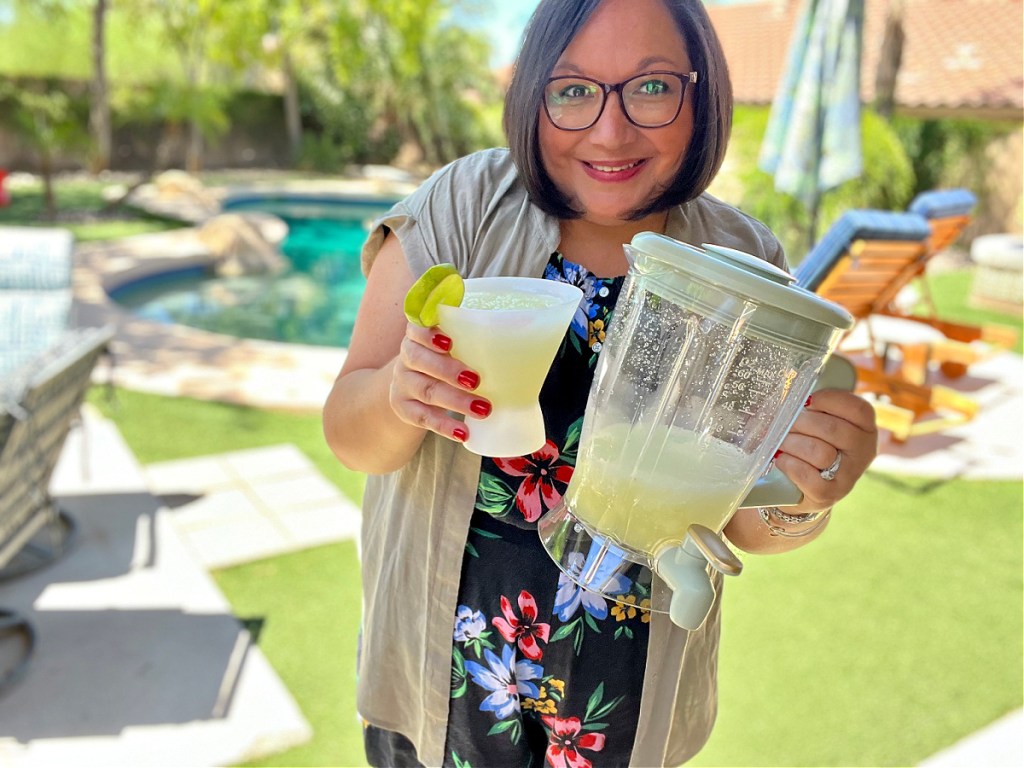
[1,193,1021,765]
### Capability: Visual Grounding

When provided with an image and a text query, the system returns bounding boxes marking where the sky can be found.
[456,0,538,66]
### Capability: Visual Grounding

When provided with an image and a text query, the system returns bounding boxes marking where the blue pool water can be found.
[110,196,396,348]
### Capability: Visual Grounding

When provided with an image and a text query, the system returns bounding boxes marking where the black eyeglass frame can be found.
[542,70,699,132]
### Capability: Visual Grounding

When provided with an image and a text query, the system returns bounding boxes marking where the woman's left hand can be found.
[773,389,879,515]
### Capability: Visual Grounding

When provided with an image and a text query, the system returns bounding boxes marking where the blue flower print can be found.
[464,644,544,720]
[545,257,597,343]
[454,605,487,642]
[553,553,631,622]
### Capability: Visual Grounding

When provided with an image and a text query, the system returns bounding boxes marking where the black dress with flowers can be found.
[438,252,651,768]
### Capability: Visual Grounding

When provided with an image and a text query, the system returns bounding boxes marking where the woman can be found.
[324,0,878,765]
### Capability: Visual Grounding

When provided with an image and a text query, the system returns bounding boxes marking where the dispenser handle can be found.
[741,466,804,508]
[815,353,857,392]
[687,523,743,576]
[740,353,858,508]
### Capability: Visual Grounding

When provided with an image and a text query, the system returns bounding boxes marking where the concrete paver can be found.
[142,443,362,570]
[919,709,1024,767]
[870,351,1024,480]
[0,408,312,767]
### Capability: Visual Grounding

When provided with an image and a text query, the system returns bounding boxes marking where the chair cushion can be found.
[0,226,74,290]
[0,292,74,379]
[795,210,932,291]
[907,189,977,220]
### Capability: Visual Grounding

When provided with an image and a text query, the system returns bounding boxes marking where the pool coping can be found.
[75,178,415,412]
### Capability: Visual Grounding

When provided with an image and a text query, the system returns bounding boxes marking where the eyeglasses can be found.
[543,71,698,131]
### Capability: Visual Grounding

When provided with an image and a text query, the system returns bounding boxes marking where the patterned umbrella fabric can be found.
[758,0,865,248]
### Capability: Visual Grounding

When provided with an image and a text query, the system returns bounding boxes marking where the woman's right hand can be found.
[324,231,489,472]
[390,323,491,443]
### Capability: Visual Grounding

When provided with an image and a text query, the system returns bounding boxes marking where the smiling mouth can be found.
[584,160,645,173]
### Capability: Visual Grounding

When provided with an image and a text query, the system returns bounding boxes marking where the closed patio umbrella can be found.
[758,0,865,252]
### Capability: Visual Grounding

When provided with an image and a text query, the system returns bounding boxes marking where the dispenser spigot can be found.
[656,524,743,630]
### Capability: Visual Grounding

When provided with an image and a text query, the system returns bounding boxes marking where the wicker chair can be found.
[0,326,113,691]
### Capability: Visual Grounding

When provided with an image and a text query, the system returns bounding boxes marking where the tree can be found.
[122,0,258,172]
[328,0,501,167]
[0,81,90,218]
[89,0,111,173]
[874,0,905,120]
[256,0,337,164]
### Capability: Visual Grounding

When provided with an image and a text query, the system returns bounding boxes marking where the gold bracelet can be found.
[758,507,832,538]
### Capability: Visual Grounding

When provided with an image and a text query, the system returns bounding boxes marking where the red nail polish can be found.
[805,395,813,407]
[457,371,480,390]
[773,449,783,460]
[470,399,491,417]
[452,427,468,442]
[432,333,452,352]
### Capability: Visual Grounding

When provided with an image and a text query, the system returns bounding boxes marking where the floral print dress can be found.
[441,252,651,768]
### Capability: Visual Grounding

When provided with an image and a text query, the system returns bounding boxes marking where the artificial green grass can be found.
[212,541,368,768]
[690,471,1024,767]
[88,387,366,505]
[0,179,183,242]
[924,270,1023,355]
[94,382,1023,766]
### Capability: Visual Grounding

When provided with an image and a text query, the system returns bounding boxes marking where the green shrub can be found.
[296,74,402,171]
[729,106,915,264]
[894,116,1018,197]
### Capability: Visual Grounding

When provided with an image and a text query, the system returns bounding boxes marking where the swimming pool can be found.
[110,195,396,348]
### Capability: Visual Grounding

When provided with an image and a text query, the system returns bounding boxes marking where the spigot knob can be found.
[656,525,743,631]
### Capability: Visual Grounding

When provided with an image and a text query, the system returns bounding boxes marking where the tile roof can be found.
[708,0,1024,116]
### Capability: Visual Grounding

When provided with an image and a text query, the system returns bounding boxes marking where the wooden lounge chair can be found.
[0,325,113,691]
[795,210,979,442]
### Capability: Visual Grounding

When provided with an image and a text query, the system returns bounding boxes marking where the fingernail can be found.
[773,449,783,460]
[804,395,813,407]
[457,371,480,390]
[452,427,468,442]
[432,333,452,352]
[470,399,491,417]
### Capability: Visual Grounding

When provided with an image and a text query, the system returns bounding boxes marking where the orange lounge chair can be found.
[795,210,979,442]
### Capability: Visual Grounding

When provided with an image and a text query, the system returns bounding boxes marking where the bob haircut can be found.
[503,0,733,221]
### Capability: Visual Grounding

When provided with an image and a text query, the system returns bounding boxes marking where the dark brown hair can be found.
[503,0,733,220]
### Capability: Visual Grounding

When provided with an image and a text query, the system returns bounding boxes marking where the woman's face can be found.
[538,0,695,226]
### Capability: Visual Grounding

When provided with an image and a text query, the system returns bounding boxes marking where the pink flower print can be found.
[542,715,606,768]
[493,440,573,523]
[492,590,551,661]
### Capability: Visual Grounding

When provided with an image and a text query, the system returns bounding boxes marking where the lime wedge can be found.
[403,263,465,326]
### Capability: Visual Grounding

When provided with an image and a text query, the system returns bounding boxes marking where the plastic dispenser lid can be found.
[630,233,854,332]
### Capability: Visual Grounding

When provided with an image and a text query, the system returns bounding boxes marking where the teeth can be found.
[591,161,640,172]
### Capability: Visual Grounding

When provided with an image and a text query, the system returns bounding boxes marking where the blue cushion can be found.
[795,210,932,291]
[908,188,976,220]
